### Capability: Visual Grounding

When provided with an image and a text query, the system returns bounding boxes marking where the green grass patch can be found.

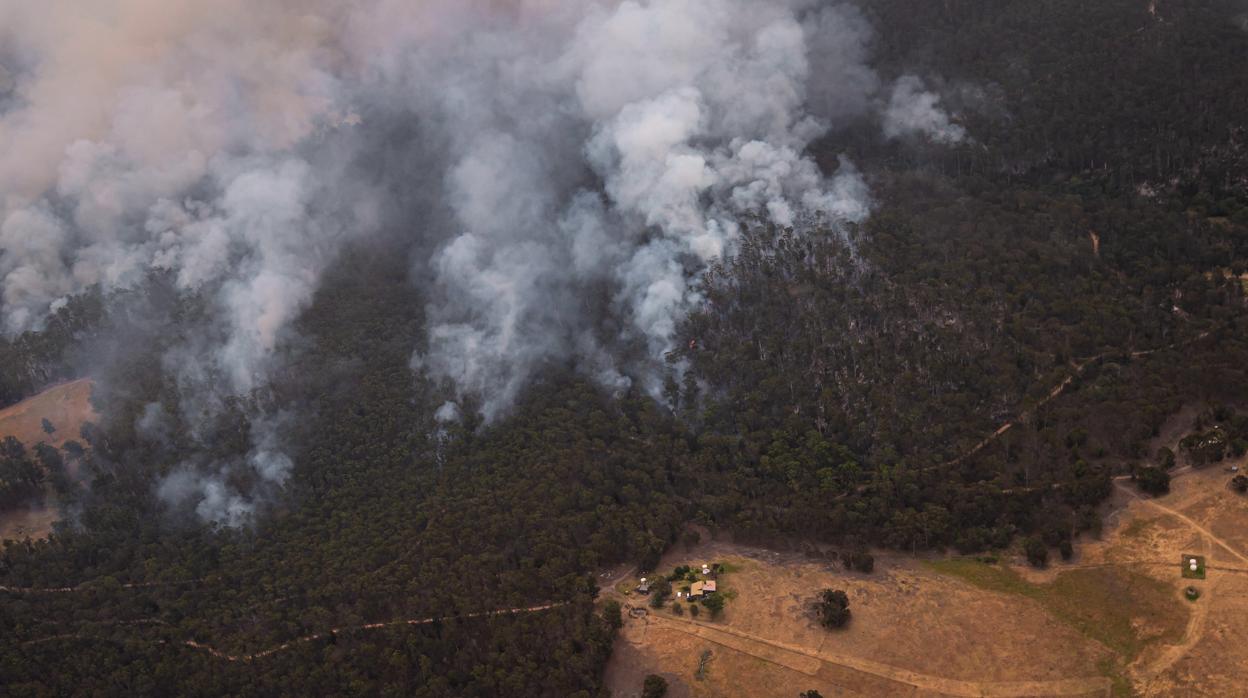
[927,559,1033,595]
[1120,517,1156,540]
[928,557,1187,688]
[1097,657,1133,697]
[928,559,1185,659]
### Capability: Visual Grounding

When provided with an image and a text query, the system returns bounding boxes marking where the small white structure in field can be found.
[701,565,711,576]
[1190,559,1199,572]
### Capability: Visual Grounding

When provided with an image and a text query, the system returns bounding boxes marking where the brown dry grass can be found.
[0,378,96,449]
[1097,463,1248,696]
[0,379,96,541]
[604,544,1115,697]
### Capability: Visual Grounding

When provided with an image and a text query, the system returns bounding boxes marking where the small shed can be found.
[1181,554,1206,580]
[703,580,717,593]
[637,578,651,594]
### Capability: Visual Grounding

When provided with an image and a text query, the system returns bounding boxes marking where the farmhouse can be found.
[688,581,705,599]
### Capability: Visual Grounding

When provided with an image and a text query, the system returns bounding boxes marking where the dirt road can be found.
[641,612,1112,697]
[1111,477,1248,687]
[606,571,1111,697]
[21,602,568,662]
[942,331,1211,470]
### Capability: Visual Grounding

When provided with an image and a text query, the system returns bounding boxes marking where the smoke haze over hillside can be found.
[0,0,964,525]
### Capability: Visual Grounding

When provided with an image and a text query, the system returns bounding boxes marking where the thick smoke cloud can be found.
[882,74,967,145]
[0,0,964,525]
[396,0,886,418]
[0,0,364,525]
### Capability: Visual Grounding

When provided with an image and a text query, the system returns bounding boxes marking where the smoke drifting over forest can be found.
[0,0,963,525]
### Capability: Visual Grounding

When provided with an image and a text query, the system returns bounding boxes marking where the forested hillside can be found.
[3,0,1248,695]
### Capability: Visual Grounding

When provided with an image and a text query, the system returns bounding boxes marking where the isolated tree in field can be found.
[701,592,725,618]
[800,691,825,698]
[688,603,700,617]
[817,589,851,629]
[1024,536,1048,568]
[1232,475,1248,494]
[41,418,55,435]
[642,674,668,698]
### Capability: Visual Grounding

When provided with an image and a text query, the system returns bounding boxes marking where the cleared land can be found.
[0,378,96,449]
[0,378,96,541]
[605,414,1248,697]
[606,545,1118,697]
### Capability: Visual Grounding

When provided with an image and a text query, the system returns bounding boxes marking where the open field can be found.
[0,378,96,449]
[605,544,1117,697]
[0,379,96,541]
[605,414,1248,697]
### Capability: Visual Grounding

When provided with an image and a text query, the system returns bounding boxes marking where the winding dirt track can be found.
[941,331,1211,470]
[607,570,1111,697]
[1115,481,1248,566]
[181,602,569,662]
[20,602,568,662]
[1110,478,1248,688]
[640,612,1111,697]
[1,330,1222,689]
[0,578,207,594]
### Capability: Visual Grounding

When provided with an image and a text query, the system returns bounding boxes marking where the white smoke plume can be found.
[394,0,888,418]
[0,0,365,525]
[882,74,967,144]
[0,0,966,523]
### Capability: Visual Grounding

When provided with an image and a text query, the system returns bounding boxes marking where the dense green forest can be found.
[3,0,1248,695]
